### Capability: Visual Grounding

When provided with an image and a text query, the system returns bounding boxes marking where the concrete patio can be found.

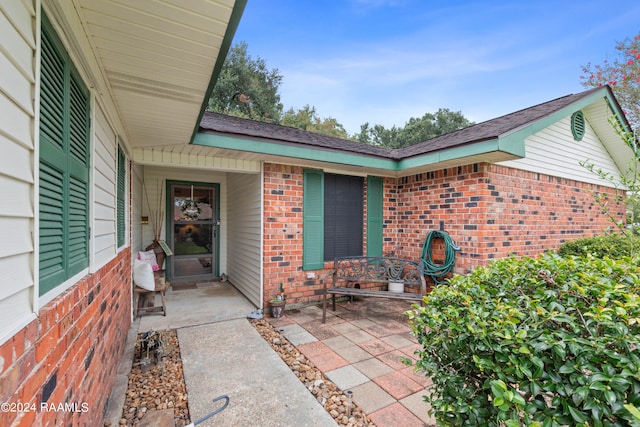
[104,281,437,426]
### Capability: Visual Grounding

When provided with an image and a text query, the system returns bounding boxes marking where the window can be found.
[39,14,90,296]
[303,171,382,269]
[117,146,126,247]
[323,173,364,260]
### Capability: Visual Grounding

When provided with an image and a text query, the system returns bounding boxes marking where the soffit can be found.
[74,0,239,148]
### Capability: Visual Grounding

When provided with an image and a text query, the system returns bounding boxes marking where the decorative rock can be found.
[119,330,190,426]
[249,318,377,427]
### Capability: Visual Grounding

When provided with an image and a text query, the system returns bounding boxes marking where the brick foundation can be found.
[262,162,625,306]
[0,249,132,427]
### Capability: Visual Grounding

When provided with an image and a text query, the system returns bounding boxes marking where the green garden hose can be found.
[420,230,459,284]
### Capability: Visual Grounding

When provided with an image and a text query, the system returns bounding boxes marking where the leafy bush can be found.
[557,234,640,259]
[407,253,640,427]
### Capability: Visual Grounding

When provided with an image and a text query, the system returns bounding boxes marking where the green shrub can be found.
[557,234,639,259]
[407,253,640,427]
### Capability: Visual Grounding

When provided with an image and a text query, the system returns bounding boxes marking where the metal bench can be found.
[321,256,426,323]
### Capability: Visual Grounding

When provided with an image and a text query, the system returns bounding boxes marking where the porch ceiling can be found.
[73,0,244,148]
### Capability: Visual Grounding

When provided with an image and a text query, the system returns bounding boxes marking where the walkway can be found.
[104,282,437,426]
[104,281,336,427]
[270,298,437,427]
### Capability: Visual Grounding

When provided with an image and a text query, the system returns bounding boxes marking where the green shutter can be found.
[39,14,90,295]
[303,169,324,270]
[117,147,126,247]
[366,176,383,257]
[39,162,66,288]
[40,28,64,152]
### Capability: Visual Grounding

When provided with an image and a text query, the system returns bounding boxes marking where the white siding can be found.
[93,104,118,269]
[0,0,36,344]
[133,147,261,173]
[226,172,262,307]
[498,116,621,186]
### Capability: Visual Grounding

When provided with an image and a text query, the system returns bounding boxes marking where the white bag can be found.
[133,259,155,290]
[137,249,159,271]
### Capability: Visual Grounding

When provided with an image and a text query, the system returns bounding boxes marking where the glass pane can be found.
[173,256,213,276]
[173,224,213,255]
[172,186,213,221]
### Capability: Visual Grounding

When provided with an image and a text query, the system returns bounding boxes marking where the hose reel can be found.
[420,230,459,284]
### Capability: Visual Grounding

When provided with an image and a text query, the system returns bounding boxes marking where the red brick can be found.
[35,325,59,363]
[12,406,36,427]
[0,338,13,376]
[261,162,624,306]
[19,365,47,403]
[0,248,132,426]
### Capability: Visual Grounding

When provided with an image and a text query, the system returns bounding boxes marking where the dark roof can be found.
[398,86,606,158]
[199,112,391,158]
[198,86,608,160]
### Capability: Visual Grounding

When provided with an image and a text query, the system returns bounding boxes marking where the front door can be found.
[169,182,218,283]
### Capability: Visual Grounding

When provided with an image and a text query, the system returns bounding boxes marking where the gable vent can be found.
[571,110,586,141]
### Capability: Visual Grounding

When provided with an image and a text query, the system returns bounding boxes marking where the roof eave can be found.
[193,131,398,170]
[398,138,525,170]
[189,0,248,144]
[193,131,525,172]
[499,86,625,143]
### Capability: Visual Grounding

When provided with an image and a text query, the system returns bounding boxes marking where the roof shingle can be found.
[198,86,607,160]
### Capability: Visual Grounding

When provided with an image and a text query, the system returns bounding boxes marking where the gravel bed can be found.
[115,330,190,426]
[112,320,376,426]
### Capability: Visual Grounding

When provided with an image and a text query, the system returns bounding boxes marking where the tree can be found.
[208,42,351,138]
[208,41,283,122]
[355,122,400,147]
[281,105,349,139]
[397,108,474,148]
[355,109,474,149]
[581,33,640,132]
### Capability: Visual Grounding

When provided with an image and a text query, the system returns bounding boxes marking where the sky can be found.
[232,0,640,135]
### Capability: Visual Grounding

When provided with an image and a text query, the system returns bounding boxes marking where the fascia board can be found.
[398,138,525,170]
[189,0,249,144]
[500,90,618,143]
[192,132,398,170]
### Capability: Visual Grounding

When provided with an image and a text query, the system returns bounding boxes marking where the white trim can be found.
[89,89,97,273]
[0,313,37,347]
[259,162,265,309]
[38,268,89,307]
[32,0,42,313]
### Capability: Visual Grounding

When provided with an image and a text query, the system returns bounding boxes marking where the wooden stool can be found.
[134,270,167,317]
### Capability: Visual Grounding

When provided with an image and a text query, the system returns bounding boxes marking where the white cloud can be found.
[237,0,640,135]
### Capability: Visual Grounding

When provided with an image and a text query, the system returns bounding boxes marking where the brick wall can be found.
[262,162,625,305]
[0,249,132,427]
[263,164,316,303]
[396,163,624,275]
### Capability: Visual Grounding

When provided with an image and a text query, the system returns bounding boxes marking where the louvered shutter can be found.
[366,176,383,257]
[117,147,126,247]
[67,71,90,277]
[303,170,324,269]
[39,15,90,295]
